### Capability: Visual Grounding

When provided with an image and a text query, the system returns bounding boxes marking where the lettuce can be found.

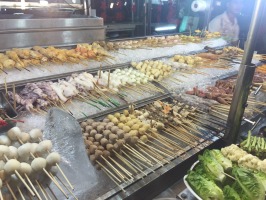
[187,170,224,200]
[223,185,241,200]
[232,167,265,200]
[210,149,232,171]
[199,150,226,183]
[254,171,266,190]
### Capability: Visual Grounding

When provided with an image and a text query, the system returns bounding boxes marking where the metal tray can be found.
[0,92,18,133]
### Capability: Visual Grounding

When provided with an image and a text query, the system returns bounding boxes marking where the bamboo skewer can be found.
[6,182,17,200]
[96,160,122,183]
[17,186,26,200]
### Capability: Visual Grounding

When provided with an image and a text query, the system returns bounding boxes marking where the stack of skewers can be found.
[80,99,224,191]
[0,126,75,199]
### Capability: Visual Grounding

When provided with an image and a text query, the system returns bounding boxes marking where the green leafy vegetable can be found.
[223,185,241,200]
[199,150,226,183]
[186,170,224,200]
[254,171,266,190]
[232,167,265,200]
[209,149,232,171]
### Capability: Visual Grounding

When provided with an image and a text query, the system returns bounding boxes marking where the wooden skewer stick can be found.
[25,174,42,200]
[12,84,16,110]
[108,156,133,179]
[35,180,48,200]
[140,140,174,159]
[6,182,17,200]
[55,175,78,200]
[124,145,153,165]
[46,185,59,200]
[17,186,26,200]
[95,160,121,183]
[113,150,138,174]
[136,145,164,166]
[120,150,144,171]
[102,167,126,193]
[101,155,127,181]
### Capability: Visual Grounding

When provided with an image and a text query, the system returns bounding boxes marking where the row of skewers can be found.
[96,31,221,51]
[0,127,75,200]
[0,44,112,74]
[80,98,225,190]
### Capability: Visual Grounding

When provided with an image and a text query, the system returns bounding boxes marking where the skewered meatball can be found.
[117,130,125,139]
[97,125,105,134]
[89,145,97,155]
[95,134,103,142]
[109,134,118,143]
[111,126,119,134]
[94,150,103,160]
[100,138,108,147]
[103,130,111,139]
[90,130,97,137]
[103,118,110,123]
[80,122,87,128]
[86,119,94,125]
[106,144,114,152]
[85,126,93,133]
[102,150,110,158]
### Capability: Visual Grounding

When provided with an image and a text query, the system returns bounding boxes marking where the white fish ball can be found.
[29,129,43,142]
[0,135,11,146]
[0,145,9,158]
[18,132,30,143]
[30,143,38,154]
[0,161,5,171]
[39,140,52,152]
[4,159,21,174]
[46,152,61,166]
[11,141,20,148]
[7,127,21,140]
[7,146,18,159]
[49,166,58,176]
[31,158,46,171]
[35,144,46,155]
[19,162,32,175]
[18,143,31,158]
[18,155,30,163]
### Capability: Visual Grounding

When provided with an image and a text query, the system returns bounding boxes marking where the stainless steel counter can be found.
[0,17,105,50]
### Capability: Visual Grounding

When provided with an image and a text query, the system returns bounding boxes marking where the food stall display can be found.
[0,27,265,199]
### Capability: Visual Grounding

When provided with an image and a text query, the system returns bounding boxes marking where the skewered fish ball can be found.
[130,136,138,145]
[94,150,103,159]
[111,118,119,125]
[91,122,99,129]
[129,130,138,137]
[123,110,129,116]
[83,132,89,138]
[85,140,91,148]
[8,146,18,159]
[7,127,21,140]
[98,146,104,151]
[85,126,93,133]
[18,143,31,158]
[119,116,127,123]
[131,124,140,130]
[118,123,124,129]
[0,135,11,146]
[86,119,94,125]
[113,143,120,152]
[103,118,110,123]
[89,155,96,165]
[0,145,9,156]
[102,150,110,158]
[87,137,95,142]
[29,129,43,142]
[124,133,131,143]
[31,158,46,171]
[95,134,103,142]
[106,144,114,152]
[39,140,52,152]
[107,114,114,120]
[111,126,119,134]
[123,126,131,133]
[109,134,118,143]
[46,152,61,166]
[96,125,105,133]
[49,166,59,176]
[125,121,134,127]
[103,130,111,139]
[138,127,146,135]
[89,145,97,155]
[114,113,121,118]
[100,138,108,147]
[11,141,20,148]
[80,122,87,128]
[90,130,97,137]
[4,159,21,174]
[116,139,125,148]
[18,132,30,143]
[18,162,32,175]
[117,130,125,139]
[94,142,100,146]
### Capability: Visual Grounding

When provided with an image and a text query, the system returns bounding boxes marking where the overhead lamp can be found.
[155,25,176,32]
[110,2,114,8]
[124,1,127,6]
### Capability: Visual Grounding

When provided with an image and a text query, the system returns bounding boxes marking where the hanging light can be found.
[124,1,127,6]
[110,2,114,8]
[21,0,26,10]
[39,0,49,6]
